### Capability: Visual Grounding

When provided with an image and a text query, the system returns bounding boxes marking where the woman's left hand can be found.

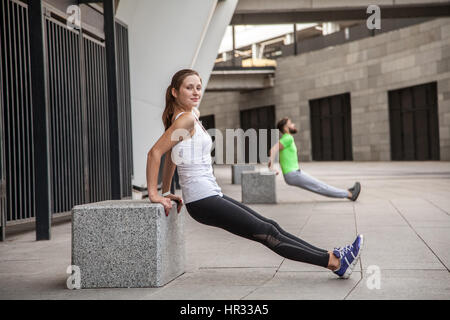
[164,194,183,213]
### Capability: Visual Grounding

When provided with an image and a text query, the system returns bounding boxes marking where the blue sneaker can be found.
[333,234,364,279]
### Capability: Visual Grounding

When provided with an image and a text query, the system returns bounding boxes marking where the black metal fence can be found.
[46,17,86,213]
[0,17,5,239]
[115,21,133,199]
[0,0,35,225]
[83,34,112,203]
[0,0,133,239]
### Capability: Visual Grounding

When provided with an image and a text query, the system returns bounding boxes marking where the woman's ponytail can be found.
[162,85,175,130]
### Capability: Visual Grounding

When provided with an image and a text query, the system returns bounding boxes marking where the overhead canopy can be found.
[231,0,450,24]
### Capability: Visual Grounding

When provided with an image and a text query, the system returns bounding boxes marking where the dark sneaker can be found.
[333,234,364,279]
[348,182,361,201]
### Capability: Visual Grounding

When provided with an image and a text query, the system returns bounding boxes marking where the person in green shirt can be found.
[268,117,360,201]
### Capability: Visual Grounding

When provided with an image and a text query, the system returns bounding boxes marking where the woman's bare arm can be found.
[146,113,195,214]
[161,150,176,194]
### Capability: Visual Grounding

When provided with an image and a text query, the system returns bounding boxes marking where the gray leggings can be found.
[283,169,348,199]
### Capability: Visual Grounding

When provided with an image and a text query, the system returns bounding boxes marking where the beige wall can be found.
[199,18,450,161]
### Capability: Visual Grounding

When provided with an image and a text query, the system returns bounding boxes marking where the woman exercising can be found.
[269,117,361,201]
[146,69,363,279]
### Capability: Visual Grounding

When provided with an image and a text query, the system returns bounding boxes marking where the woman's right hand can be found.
[150,195,173,216]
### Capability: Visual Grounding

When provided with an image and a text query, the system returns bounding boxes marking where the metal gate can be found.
[0,0,133,237]
[0,0,36,224]
[240,105,275,163]
[388,82,440,160]
[82,33,112,204]
[310,93,353,161]
[199,114,215,131]
[116,21,133,198]
[0,30,5,239]
[45,16,87,213]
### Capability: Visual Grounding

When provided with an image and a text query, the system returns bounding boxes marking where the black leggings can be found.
[185,194,330,268]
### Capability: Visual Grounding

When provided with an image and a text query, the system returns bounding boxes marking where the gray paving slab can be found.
[425,197,450,215]
[142,268,277,300]
[355,200,407,227]
[390,198,450,228]
[243,271,362,300]
[356,225,446,270]
[347,270,450,300]
[413,227,450,271]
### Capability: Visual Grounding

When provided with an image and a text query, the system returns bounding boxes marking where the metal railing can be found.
[116,21,133,199]
[83,34,112,204]
[0,0,36,224]
[46,16,86,213]
[0,0,133,238]
[215,18,430,68]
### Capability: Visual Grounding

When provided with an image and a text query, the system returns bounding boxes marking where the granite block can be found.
[241,171,277,204]
[232,164,255,184]
[72,200,185,288]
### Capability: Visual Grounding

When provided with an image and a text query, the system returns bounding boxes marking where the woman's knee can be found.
[252,224,281,248]
[267,218,282,231]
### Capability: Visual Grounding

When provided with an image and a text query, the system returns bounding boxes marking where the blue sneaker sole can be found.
[342,234,364,279]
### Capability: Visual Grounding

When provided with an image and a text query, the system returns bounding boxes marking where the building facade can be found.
[200,18,450,162]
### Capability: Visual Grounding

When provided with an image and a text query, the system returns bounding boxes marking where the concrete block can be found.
[400,66,421,82]
[419,18,447,33]
[437,57,450,73]
[368,76,378,90]
[367,45,387,60]
[282,92,299,104]
[441,23,450,39]
[353,151,372,161]
[440,146,450,160]
[379,151,391,161]
[420,62,438,77]
[368,63,381,77]
[417,48,442,65]
[242,171,277,204]
[439,127,450,139]
[299,154,311,162]
[232,164,255,184]
[353,78,369,91]
[72,200,185,288]
[348,41,359,53]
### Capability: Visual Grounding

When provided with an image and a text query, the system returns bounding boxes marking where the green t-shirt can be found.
[279,133,299,174]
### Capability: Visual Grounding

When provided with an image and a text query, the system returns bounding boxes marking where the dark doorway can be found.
[310,93,353,161]
[199,114,215,131]
[240,105,276,163]
[389,82,440,160]
[199,114,216,158]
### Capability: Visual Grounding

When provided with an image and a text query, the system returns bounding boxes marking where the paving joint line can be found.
[198,266,278,270]
[425,198,450,217]
[344,203,364,300]
[389,200,450,273]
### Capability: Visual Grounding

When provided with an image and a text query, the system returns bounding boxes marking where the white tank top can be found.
[171,110,223,204]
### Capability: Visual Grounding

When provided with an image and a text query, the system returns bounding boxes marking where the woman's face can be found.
[172,74,202,109]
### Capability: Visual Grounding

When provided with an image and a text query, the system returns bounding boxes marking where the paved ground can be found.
[1,162,450,300]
